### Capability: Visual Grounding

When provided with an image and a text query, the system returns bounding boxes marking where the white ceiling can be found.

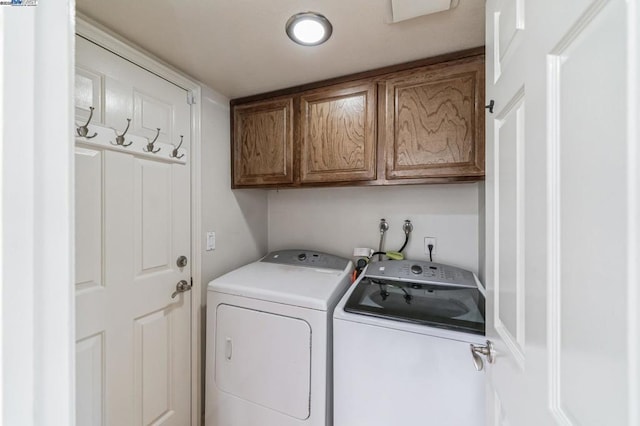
[76,0,485,99]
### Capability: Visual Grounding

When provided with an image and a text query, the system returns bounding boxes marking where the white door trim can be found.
[1,2,75,425]
[75,15,204,425]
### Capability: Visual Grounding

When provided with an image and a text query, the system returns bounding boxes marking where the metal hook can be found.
[143,128,161,154]
[76,106,98,139]
[170,135,184,159]
[111,119,133,147]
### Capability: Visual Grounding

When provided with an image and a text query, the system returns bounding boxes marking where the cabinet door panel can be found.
[300,83,376,183]
[384,56,485,181]
[233,98,294,187]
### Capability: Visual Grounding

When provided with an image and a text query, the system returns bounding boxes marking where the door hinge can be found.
[187,91,196,105]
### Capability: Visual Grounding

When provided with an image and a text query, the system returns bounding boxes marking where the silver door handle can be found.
[470,340,495,371]
[171,279,192,298]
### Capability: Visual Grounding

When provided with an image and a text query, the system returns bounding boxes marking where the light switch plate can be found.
[206,231,216,251]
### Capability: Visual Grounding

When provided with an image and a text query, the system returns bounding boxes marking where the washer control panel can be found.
[261,249,350,271]
[365,260,477,288]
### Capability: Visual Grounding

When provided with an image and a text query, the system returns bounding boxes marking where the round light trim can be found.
[286,12,333,46]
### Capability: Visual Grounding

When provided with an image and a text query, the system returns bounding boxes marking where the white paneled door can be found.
[486,0,639,425]
[75,37,192,425]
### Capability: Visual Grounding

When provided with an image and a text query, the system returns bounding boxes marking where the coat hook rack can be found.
[143,128,161,154]
[170,135,184,159]
[76,106,98,139]
[111,118,133,147]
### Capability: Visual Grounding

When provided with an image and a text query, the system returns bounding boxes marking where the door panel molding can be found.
[75,67,104,123]
[134,160,174,275]
[76,332,106,426]
[493,0,525,82]
[493,87,526,370]
[75,147,104,292]
[547,1,631,424]
[134,308,175,425]
[134,89,175,144]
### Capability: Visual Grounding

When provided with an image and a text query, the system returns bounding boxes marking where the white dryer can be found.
[205,250,353,426]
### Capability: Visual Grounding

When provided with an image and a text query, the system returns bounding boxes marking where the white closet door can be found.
[75,36,192,426]
[485,0,639,425]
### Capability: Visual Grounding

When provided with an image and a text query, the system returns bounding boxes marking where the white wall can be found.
[268,183,481,274]
[200,86,268,296]
[197,87,483,284]
[199,87,269,405]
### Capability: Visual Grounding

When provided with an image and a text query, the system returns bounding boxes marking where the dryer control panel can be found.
[261,249,351,271]
[365,260,477,288]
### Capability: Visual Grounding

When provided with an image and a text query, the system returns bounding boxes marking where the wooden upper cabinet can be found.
[232,98,294,187]
[382,56,485,181]
[299,82,376,183]
[230,48,485,188]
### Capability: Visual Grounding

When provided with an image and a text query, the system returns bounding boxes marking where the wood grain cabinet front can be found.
[299,82,377,184]
[381,56,485,182]
[232,98,294,187]
[230,48,485,188]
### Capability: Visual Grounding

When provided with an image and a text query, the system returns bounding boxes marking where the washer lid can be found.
[344,276,485,335]
[208,255,353,311]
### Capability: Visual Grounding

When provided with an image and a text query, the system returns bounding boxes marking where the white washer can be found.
[205,250,353,426]
[333,260,487,426]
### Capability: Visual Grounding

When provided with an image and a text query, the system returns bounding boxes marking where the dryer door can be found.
[215,304,311,420]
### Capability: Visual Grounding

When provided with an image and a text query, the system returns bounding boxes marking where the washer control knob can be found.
[297,253,307,261]
[410,264,423,275]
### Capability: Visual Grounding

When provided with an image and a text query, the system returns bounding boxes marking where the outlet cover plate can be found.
[424,237,437,255]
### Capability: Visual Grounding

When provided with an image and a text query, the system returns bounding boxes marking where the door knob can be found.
[470,340,495,371]
[176,255,188,268]
[171,279,192,299]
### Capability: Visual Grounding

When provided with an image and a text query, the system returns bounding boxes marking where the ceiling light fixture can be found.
[285,12,333,46]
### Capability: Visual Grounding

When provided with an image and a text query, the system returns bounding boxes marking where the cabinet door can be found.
[382,56,485,181]
[300,82,376,183]
[232,98,294,187]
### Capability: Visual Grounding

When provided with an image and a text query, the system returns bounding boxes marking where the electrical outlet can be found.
[424,237,437,255]
[353,247,373,257]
